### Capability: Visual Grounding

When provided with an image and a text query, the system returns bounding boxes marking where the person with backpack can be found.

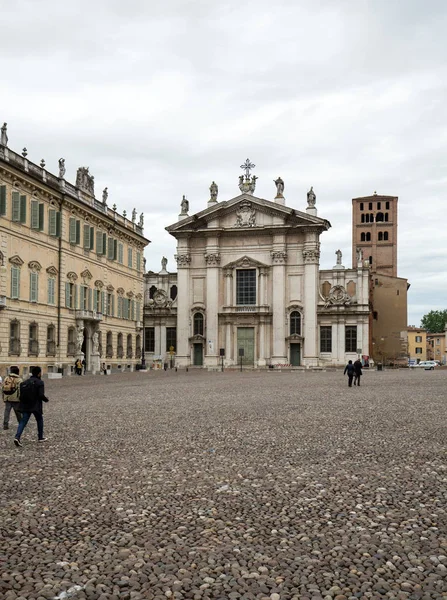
[2,366,22,430]
[343,360,355,387]
[14,366,49,447]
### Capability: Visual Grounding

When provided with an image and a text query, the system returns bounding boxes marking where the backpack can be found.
[19,379,38,408]
[3,375,18,397]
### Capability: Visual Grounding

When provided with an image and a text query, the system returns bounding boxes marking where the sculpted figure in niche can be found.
[76,327,84,353]
[307,186,316,207]
[92,331,99,354]
[180,195,189,214]
[58,158,66,178]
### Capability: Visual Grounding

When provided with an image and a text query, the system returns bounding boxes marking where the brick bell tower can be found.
[352,192,398,276]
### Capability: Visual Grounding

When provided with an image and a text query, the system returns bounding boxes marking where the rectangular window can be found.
[166,327,176,352]
[96,230,104,255]
[69,217,81,244]
[436,339,440,345]
[48,278,55,305]
[83,224,91,250]
[30,272,38,303]
[107,293,113,316]
[48,209,61,237]
[11,266,20,299]
[117,295,122,318]
[345,326,357,352]
[320,326,332,353]
[128,247,133,268]
[136,252,141,271]
[118,243,124,264]
[236,269,256,305]
[0,184,6,215]
[31,200,45,231]
[415,347,422,354]
[145,327,155,352]
[107,237,117,260]
[12,191,27,223]
[415,335,422,343]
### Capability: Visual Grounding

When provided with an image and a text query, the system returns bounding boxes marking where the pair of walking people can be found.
[2,365,49,446]
[344,359,363,387]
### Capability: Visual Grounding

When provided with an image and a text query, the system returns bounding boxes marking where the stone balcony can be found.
[75,310,103,322]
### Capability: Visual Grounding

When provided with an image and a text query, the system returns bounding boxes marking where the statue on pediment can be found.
[274,177,284,197]
[76,167,95,196]
[210,181,218,202]
[181,195,189,214]
[1,123,8,146]
[307,186,316,207]
[58,158,66,178]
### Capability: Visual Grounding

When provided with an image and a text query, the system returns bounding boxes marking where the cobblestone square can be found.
[1,369,447,600]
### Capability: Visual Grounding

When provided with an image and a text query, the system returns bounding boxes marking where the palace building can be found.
[0,125,149,377]
[144,162,371,368]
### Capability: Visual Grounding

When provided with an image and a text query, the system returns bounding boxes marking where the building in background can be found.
[403,326,427,363]
[144,165,370,368]
[0,125,149,376]
[352,193,409,365]
[426,331,446,364]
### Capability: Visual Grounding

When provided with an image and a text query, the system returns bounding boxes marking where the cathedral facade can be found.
[144,166,370,368]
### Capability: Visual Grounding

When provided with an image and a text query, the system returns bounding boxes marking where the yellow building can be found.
[0,127,149,376]
[405,326,427,363]
[427,332,446,365]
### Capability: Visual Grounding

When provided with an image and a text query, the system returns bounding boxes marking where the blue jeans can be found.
[16,411,44,440]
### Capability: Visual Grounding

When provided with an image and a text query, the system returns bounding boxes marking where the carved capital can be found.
[303,248,320,264]
[205,253,221,266]
[175,253,191,267]
[271,251,287,265]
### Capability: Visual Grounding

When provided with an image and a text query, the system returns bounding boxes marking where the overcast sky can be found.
[1,0,446,327]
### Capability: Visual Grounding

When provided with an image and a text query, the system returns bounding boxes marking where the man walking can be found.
[343,360,355,387]
[353,358,363,386]
[14,366,49,447]
[3,366,22,429]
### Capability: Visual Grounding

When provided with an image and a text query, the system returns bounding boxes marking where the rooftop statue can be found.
[181,195,189,214]
[1,122,8,146]
[102,187,108,204]
[58,158,66,178]
[274,177,284,197]
[307,186,316,207]
[210,181,218,202]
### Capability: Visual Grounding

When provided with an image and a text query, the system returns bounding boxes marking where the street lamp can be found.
[141,325,146,369]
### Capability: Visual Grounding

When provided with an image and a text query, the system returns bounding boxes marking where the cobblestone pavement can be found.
[1,369,447,600]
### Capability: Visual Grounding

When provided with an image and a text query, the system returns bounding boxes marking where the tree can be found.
[420,310,447,333]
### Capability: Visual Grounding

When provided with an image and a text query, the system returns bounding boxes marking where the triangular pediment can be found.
[166,193,330,235]
[223,255,269,270]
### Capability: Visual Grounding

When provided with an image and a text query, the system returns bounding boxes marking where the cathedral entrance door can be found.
[290,343,301,366]
[193,343,203,366]
[237,327,254,365]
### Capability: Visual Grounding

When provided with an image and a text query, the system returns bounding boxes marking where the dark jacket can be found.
[344,363,355,376]
[353,360,363,375]
[19,376,49,414]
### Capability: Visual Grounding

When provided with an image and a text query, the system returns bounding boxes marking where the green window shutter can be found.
[128,248,133,268]
[96,230,103,255]
[76,220,81,245]
[118,243,123,264]
[49,209,57,236]
[0,185,6,215]
[12,191,20,221]
[117,296,122,318]
[93,289,97,310]
[69,217,76,243]
[101,291,106,315]
[112,294,115,317]
[74,284,79,309]
[31,200,39,229]
[136,252,141,271]
[20,195,27,223]
[65,282,71,308]
[83,224,90,249]
[113,239,117,260]
[136,301,141,322]
[48,278,55,305]
[30,272,38,302]
[107,237,114,260]
[56,212,61,237]
[90,227,94,250]
[131,300,135,321]
[103,233,107,254]
[39,203,44,231]
[11,267,20,298]
[88,288,92,311]
[80,286,85,309]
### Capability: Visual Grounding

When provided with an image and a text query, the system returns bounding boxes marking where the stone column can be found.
[160,323,167,364]
[271,245,287,364]
[204,248,220,368]
[302,232,320,366]
[258,318,266,366]
[259,267,268,306]
[175,249,191,367]
[224,268,233,306]
[225,320,232,364]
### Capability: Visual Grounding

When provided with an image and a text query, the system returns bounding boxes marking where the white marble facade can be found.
[144,176,370,368]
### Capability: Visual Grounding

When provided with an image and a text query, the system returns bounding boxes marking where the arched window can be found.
[361,214,365,223]
[378,232,383,241]
[361,232,366,241]
[384,213,389,222]
[366,232,371,241]
[149,285,157,299]
[384,231,389,241]
[29,322,39,356]
[47,324,56,356]
[359,202,364,211]
[193,312,204,336]
[126,334,133,358]
[365,214,369,223]
[136,334,141,356]
[170,285,177,300]
[290,311,301,336]
[106,331,113,358]
[376,212,384,222]
[117,333,124,358]
[67,327,76,356]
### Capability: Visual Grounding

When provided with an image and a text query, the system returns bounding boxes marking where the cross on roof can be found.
[240,158,255,178]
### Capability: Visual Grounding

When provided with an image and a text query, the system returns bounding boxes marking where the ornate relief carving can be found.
[76,167,95,196]
[135,293,143,300]
[235,201,256,228]
[94,280,104,289]
[271,251,287,265]
[106,284,114,292]
[204,253,221,266]
[223,255,268,270]
[28,261,42,273]
[81,269,93,282]
[323,285,351,308]
[223,268,233,278]
[9,255,24,267]
[175,253,191,267]
[303,248,320,263]
[46,266,58,276]
[126,291,134,299]
[67,271,78,282]
[116,287,125,296]
[147,289,172,310]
